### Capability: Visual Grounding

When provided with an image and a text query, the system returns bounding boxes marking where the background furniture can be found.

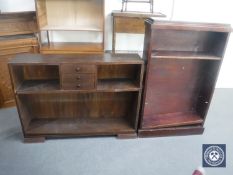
[139,19,231,137]
[0,11,38,108]
[112,11,165,53]
[9,53,144,142]
[35,0,105,54]
[121,0,154,13]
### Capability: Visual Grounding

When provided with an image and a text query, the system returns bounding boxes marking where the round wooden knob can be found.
[76,67,80,71]
[76,76,81,80]
[76,84,81,88]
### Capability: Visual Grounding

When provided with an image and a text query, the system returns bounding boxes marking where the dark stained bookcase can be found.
[139,19,231,137]
[9,53,144,142]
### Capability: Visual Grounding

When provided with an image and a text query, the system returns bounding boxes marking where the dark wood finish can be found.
[112,11,165,53]
[138,126,205,137]
[0,12,39,108]
[139,19,231,137]
[9,53,144,142]
[35,0,105,54]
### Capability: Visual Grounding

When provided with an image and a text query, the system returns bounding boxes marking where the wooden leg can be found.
[117,133,137,139]
[24,137,45,143]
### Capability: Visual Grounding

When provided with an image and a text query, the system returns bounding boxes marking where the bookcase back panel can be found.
[44,0,104,30]
[98,65,140,80]
[152,30,228,57]
[21,92,135,119]
[143,58,204,117]
[23,65,59,80]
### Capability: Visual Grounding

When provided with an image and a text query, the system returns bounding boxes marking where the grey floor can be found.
[0,89,232,175]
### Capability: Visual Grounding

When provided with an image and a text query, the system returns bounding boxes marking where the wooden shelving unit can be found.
[35,0,105,54]
[9,53,144,142]
[0,11,38,108]
[139,19,231,137]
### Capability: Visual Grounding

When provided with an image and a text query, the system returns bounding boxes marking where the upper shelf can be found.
[41,25,103,32]
[152,51,222,60]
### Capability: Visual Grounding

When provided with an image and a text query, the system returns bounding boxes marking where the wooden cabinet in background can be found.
[9,53,144,142]
[139,19,231,137]
[0,12,39,108]
[35,0,105,54]
[112,11,165,53]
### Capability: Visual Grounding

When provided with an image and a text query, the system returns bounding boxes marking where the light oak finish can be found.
[112,11,165,53]
[0,12,38,108]
[35,0,105,54]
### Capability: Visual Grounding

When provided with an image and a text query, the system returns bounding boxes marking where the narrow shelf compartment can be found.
[16,80,60,94]
[152,51,222,60]
[97,79,140,92]
[26,118,134,135]
[41,25,103,32]
[143,112,204,129]
[41,42,103,53]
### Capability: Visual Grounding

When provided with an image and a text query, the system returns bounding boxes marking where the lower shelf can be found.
[142,112,204,129]
[40,42,103,54]
[25,117,135,136]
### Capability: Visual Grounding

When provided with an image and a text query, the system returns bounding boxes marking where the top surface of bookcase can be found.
[147,18,232,32]
[9,53,143,65]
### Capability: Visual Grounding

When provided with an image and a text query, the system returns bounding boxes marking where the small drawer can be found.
[61,74,95,84]
[62,82,95,90]
[61,64,96,74]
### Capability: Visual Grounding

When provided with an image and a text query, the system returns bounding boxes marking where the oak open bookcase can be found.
[35,0,105,54]
[9,53,144,142]
[139,19,231,137]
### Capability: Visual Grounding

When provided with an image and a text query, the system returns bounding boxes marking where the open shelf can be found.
[36,0,104,53]
[97,79,140,92]
[41,42,103,54]
[26,118,134,135]
[152,51,222,60]
[41,25,103,32]
[142,112,203,129]
[16,80,60,93]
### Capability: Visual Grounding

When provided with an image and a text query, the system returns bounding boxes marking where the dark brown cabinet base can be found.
[139,19,231,137]
[9,53,144,142]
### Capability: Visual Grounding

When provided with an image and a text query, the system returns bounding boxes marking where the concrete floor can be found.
[0,88,232,175]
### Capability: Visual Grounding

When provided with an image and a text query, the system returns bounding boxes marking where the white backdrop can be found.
[0,0,232,88]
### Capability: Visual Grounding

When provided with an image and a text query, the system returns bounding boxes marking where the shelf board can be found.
[143,112,204,129]
[97,79,141,92]
[26,118,134,136]
[41,42,103,54]
[41,25,103,32]
[16,79,140,94]
[16,80,60,94]
[152,51,221,60]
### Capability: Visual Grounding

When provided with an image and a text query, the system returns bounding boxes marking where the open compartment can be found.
[10,64,60,93]
[97,64,142,91]
[142,58,221,128]
[17,92,139,135]
[151,29,229,60]
[36,0,104,53]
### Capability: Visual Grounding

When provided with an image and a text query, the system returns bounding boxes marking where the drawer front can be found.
[61,64,96,74]
[62,74,95,90]
[115,17,145,34]
[61,74,95,84]
[62,81,95,90]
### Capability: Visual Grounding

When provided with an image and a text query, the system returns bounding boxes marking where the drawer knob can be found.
[76,84,81,88]
[76,76,81,80]
[76,67,81,72]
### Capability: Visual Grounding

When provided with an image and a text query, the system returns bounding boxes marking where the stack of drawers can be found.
[60,64,97,90]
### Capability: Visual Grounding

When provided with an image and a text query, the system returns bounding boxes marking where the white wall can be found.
[0,0,232,88]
